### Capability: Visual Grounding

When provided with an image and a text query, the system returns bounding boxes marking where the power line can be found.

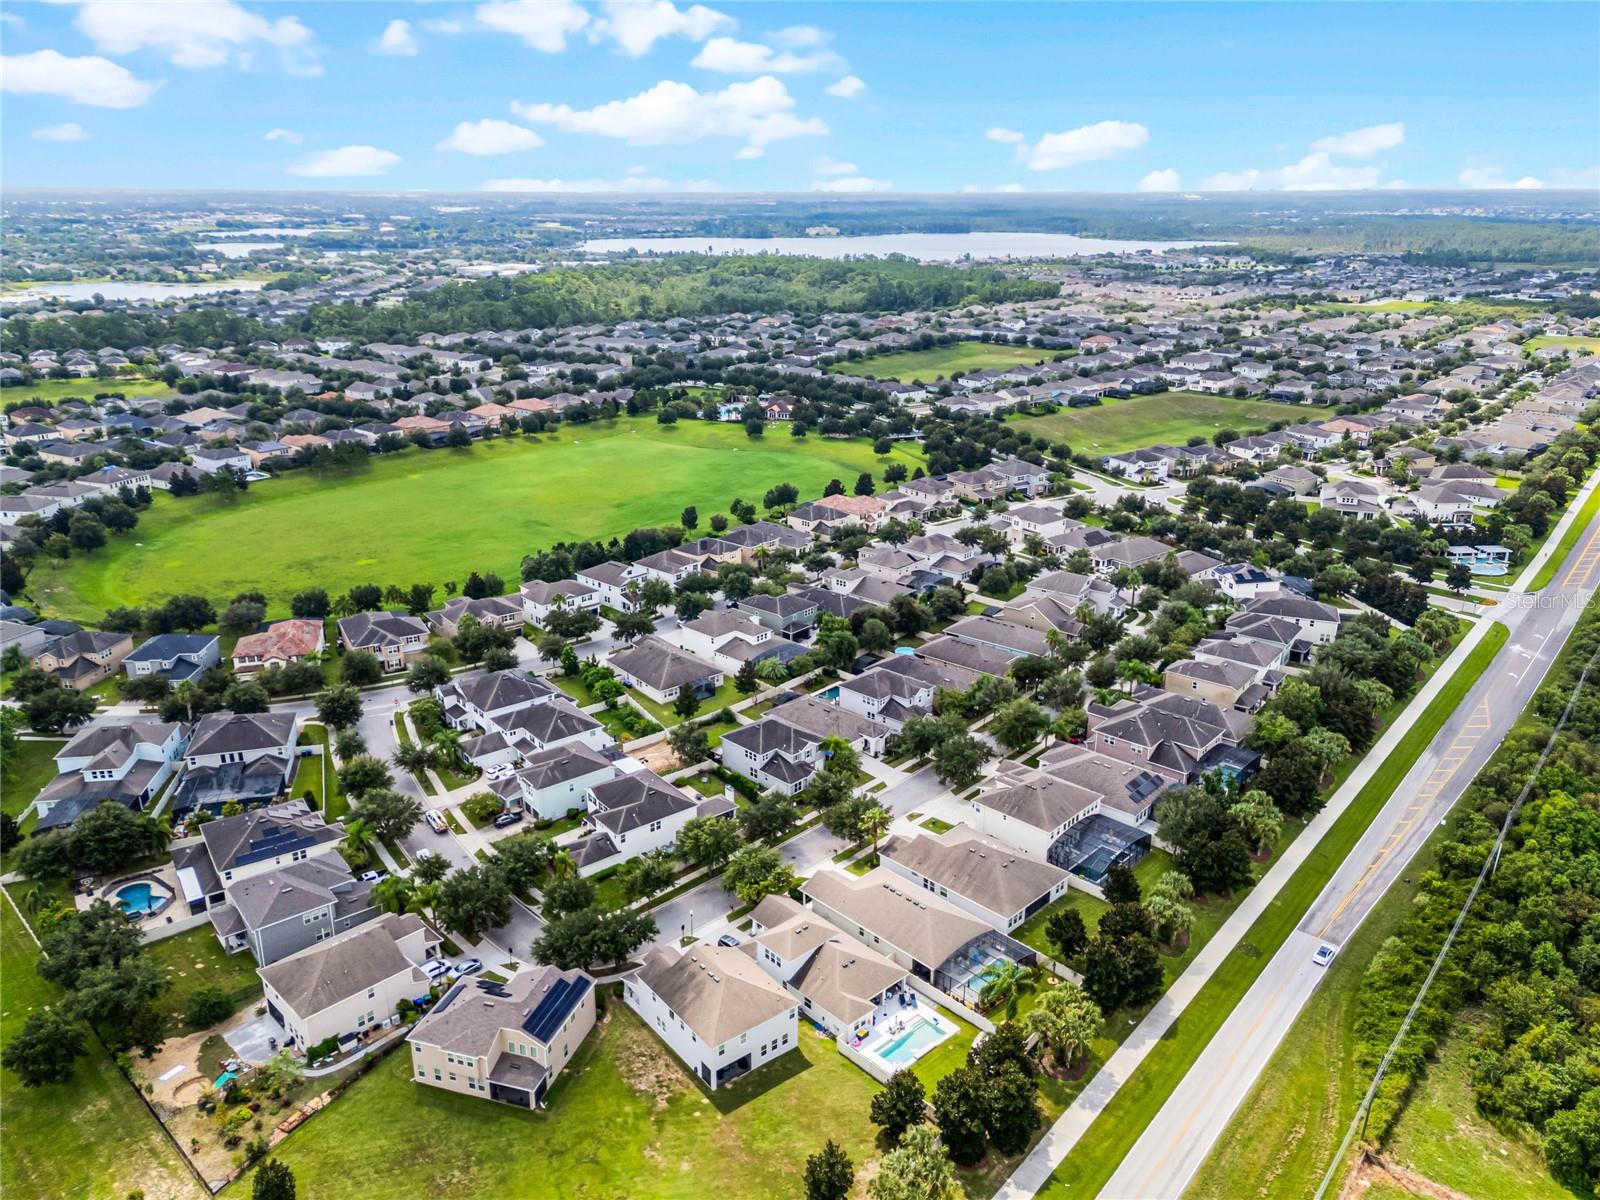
[1313,637,1600,1200]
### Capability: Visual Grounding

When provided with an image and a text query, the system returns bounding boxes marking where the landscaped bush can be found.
[305,1036,339,1062]
[185,985,234,1030]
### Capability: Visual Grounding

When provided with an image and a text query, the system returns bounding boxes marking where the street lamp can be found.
[689,909,695,937]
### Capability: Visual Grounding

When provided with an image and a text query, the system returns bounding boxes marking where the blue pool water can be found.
[1472,563,1509,577]
[876,1018,947,1066]
[115,882,159,915]
[894,646,916,656]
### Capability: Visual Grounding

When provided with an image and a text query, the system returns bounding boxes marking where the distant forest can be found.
[0,256,1059,353]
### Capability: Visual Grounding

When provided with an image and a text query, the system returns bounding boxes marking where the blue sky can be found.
[2,1,1596,193]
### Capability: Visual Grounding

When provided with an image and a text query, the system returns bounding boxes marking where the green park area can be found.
[1,377,173,407]
[25,418,923,622]
[834,342,1054,383]
[1009,392,1308,457]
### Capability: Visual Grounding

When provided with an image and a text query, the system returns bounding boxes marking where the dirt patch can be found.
[139,1006,265,1109]
[634,741,682,774]
[1339,1151,1477,1200]
[610,1015,690,1109]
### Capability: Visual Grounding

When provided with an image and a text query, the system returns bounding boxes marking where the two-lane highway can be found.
[1098,486,1600,1200]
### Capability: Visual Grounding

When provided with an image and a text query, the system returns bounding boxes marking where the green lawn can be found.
[240,1001,885,1199]
[1034,621,1511,1199]
[1,739,65,820]
[0,899,206,1200]
[24,419,924,621]
[1009,392,1309,457]
[143,924,265,1037]
[834,341,1055,383]
[1523,334,1600,356]
[630,679,746,727]
[1,377,172,407]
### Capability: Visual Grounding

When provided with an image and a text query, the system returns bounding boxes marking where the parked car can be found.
[454,958,483,976]
[492,810,524,829]
[420,958,449,980]
[1312,943,1337,967]
[486,764,513,781]
[717,934,741,947]
[357,869,389,884]
[424,809,448,835]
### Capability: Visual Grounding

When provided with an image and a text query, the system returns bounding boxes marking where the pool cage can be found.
[933,932,1038,1009]
[1046,813,1153,882]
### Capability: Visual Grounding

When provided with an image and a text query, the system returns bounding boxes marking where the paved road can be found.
[1097,484,1600,1200]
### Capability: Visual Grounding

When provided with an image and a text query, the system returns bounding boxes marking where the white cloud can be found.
[815,156,856,176]
[437,118,545,155]
[70,0,320,74]
[1203,153,1382,191]
[1312,122,1405,158]
[985,127,1024,144]
[734,145,764,160]
[1137,168,1181,192]
[33,121,89,142]
[957,183,1025,193]
[1019,120,1149,171]
[0,49,158,108]
[265,127,303,143]
[476,0,589,52]
[513,76,826,154]
[421,19,463,35]
[377,19,418,56]
[824,75,865,99]
[287,144,401,178]
[812,175,892,193]
[1457,165,1543,189]
[0,12,25,30]
[691,36,843,74]
[593,1,733,56]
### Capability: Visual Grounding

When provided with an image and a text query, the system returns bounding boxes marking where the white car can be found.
[1312,943,1337,967]
[420,958,450,980]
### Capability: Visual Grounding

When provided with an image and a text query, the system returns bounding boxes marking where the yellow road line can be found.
[1561,516,1600,588]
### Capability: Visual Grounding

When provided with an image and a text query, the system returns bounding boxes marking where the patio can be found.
[934,932,1037,1008]
[851,990,959,1073]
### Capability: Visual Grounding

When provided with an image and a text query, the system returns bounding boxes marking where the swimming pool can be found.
[114,882,161,915]
[875,1017,949,1067]
[1472,563,1509,577]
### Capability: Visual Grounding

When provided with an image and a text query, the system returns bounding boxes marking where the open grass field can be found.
[834,341,1054,383]
[239,1000,886,1200]
[1523,334,1600,356]
[1381,1017,1582,1200]
[25,418,923,622]
[0,898,206,1200]
[1008,392,1308,457]
[143,924,266,1039]
[1,377,172,407]
[1033,622,1510,1199]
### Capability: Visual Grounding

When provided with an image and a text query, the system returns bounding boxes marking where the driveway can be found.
[225,1013,285,1065]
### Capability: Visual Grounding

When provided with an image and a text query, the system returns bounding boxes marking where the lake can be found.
[3,281,267,302]
[195,241,283,258]
[577,231,1224,261]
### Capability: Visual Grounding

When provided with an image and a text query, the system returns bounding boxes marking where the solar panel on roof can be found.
[522,977,590,1044]
[430,981,464,1014]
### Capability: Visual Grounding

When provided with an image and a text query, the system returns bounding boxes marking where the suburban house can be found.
[878,824,1071,932]
[518,579,603,624]
[336,611,430,672]
[1232,593,1341,648]
[510,743,616,822]
[33,629,133,690]
[737,593,820,640]
[260,913,440,1053]
[967,760,1110,865]
[426,594,523,639]
[624,943,798,1091]
[574,561,647,612]
[436,669,609,769]
[408,966,597,1108]
[231,619,327,674]
[173,800,380,965]
[172,710,299,816]
[671,609,781,672]
[831,654,981,732]
[743,894,909,1037]
[571,767,705,876]
[122,633,221,685]
[802,867,1037,1000]
[32,719,187,832]
[1088,688,1252,784]
[608,636,724,706]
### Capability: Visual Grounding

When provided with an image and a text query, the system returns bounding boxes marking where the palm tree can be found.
[392,742,438,775]
[372,873,415,915]
[1024,984,1100,1071]
[861,804,891,862]
[549,849,577,880]
[755,656,789,685]
[431,729,464,772]
[342,817,377,866]
[978,959,1030,1019]
[172,679,197,723]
